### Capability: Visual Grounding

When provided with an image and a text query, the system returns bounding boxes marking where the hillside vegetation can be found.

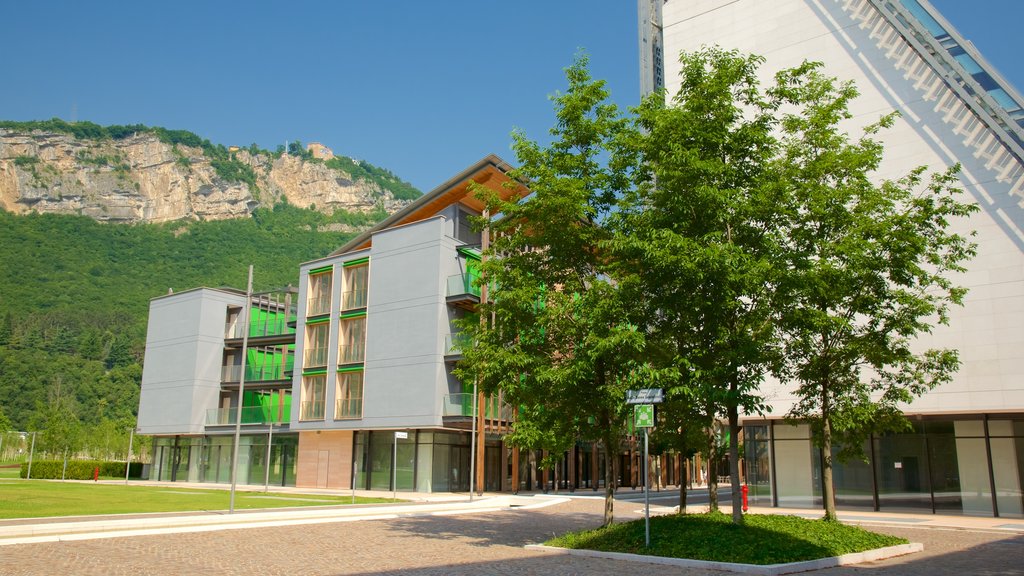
[0,203,379,453]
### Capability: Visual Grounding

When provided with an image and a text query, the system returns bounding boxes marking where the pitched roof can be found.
[329,154,526,256]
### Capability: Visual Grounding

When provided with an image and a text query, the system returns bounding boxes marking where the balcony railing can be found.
[444,333,469,356]
[335,398,363,420]
[304,347,329,367]
[446,273,481,298]
[206,405,287,426]
[221,362,292,383]
[299,400,325,421]
[337,344,365,364]
[442,393,511,420]
[225,315,296,339]
[307,296,331,316]
[342,289,367,310]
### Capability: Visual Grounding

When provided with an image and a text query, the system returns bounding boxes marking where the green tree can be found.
[0,312,12,347]
[28,393,83,458]
[610,47,787,524]
[456,55,639,527]
[770,63,978,520]
[0,406,12,432]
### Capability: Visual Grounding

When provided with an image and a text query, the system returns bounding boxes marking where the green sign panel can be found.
[634,404,655,428]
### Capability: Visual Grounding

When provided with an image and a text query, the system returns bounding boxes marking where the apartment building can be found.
[640,0,1024,517]
[137,156,528,492]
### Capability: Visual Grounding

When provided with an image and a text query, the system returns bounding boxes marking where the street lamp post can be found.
[229,265,254,513]
[124,428,134,485]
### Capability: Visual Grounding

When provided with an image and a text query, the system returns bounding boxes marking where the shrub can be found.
[20,460,144,480]
[13,156,39,168]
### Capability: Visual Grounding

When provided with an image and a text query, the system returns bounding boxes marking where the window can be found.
[304,323,329,367]
[307,270,332,316]
[455,208,482,245]
[300,375,326,420]
[342,264,368,310]
[338,316,366,364]
[335,372,363,419]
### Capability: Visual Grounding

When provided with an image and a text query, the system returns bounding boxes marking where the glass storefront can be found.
[150,433,297,487]
[352,430,503,493]
[744,416,1024,517]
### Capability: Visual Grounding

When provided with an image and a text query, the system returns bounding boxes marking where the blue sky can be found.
[1,1,1020,193]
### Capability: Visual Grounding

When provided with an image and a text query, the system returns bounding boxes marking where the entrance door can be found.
[449,445,470,492]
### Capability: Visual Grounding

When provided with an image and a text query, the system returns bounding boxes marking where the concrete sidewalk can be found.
[2,480,1022,547]
[0,490,565,546]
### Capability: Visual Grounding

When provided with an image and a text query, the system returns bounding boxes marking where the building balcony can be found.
[306,296,331,317]
[225,316,296,340]
[337,344,365,365]
[444,333,469,361]
[335,398,363,420]
[206,406,287,426]
[342,289,367,310]
[221,362,292,383]
[299,400,325,421]
[446,273,481,310]
[442,393,512,421]
[303,347,329,367]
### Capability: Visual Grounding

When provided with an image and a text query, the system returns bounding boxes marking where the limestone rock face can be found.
[0,129,413,223]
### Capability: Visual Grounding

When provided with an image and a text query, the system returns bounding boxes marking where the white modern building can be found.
[138,156,589,493]
[640,0,1024,517]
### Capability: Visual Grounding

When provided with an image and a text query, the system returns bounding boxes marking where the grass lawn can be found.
[546,511,908,565]
[0,479,398,519]
[0,466,22,480]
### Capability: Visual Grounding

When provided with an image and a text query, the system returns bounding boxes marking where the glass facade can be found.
[745,417,1024,517]
[351,430,503,493]
[150,434,298,487]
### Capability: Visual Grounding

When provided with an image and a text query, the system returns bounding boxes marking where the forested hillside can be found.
[0,203,378,452]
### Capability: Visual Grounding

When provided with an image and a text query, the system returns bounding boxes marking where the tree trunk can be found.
[603,437,615,526]
[822,408,837,521]
[678,458,688,514]
[728,401,744,525]
[706,422,719,512]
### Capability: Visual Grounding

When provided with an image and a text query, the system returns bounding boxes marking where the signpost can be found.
[627,388,662,548]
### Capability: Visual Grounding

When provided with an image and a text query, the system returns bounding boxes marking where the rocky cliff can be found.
[0,128,414,223]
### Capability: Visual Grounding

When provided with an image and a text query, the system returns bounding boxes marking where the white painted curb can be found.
[0,495,568,546]
[524,542,924,575]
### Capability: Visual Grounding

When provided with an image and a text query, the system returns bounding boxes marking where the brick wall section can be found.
[296,430,354,489]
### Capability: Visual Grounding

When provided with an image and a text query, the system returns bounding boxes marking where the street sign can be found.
[634,404,655,428]
[626,388,664,405]
[395,431,408,439]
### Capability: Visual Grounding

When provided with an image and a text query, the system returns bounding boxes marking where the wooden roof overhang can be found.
[329,154,528,256]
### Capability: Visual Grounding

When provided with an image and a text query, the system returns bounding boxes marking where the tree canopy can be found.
[462,47,975,525]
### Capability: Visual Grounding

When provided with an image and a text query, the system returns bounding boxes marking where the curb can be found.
[524,542,924,575]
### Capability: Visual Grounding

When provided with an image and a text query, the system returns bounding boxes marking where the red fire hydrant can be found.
[741,484,749,513]
[93,467,99,482]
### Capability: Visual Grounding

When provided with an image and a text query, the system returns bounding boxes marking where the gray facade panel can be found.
[139,289,243,435]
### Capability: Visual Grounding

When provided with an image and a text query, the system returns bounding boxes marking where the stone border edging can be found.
[524,543,923,575]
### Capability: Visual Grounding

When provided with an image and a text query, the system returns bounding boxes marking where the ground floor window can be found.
[150,433,297,487]
[352,430,505,493]
[744,416,1024,517]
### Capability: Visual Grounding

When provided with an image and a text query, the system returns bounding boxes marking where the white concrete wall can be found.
[662,0,1024,417]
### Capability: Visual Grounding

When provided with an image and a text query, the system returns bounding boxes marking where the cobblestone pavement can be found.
[1,498,1021,576]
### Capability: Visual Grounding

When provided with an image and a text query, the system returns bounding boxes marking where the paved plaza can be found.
[0,491,1021,575]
